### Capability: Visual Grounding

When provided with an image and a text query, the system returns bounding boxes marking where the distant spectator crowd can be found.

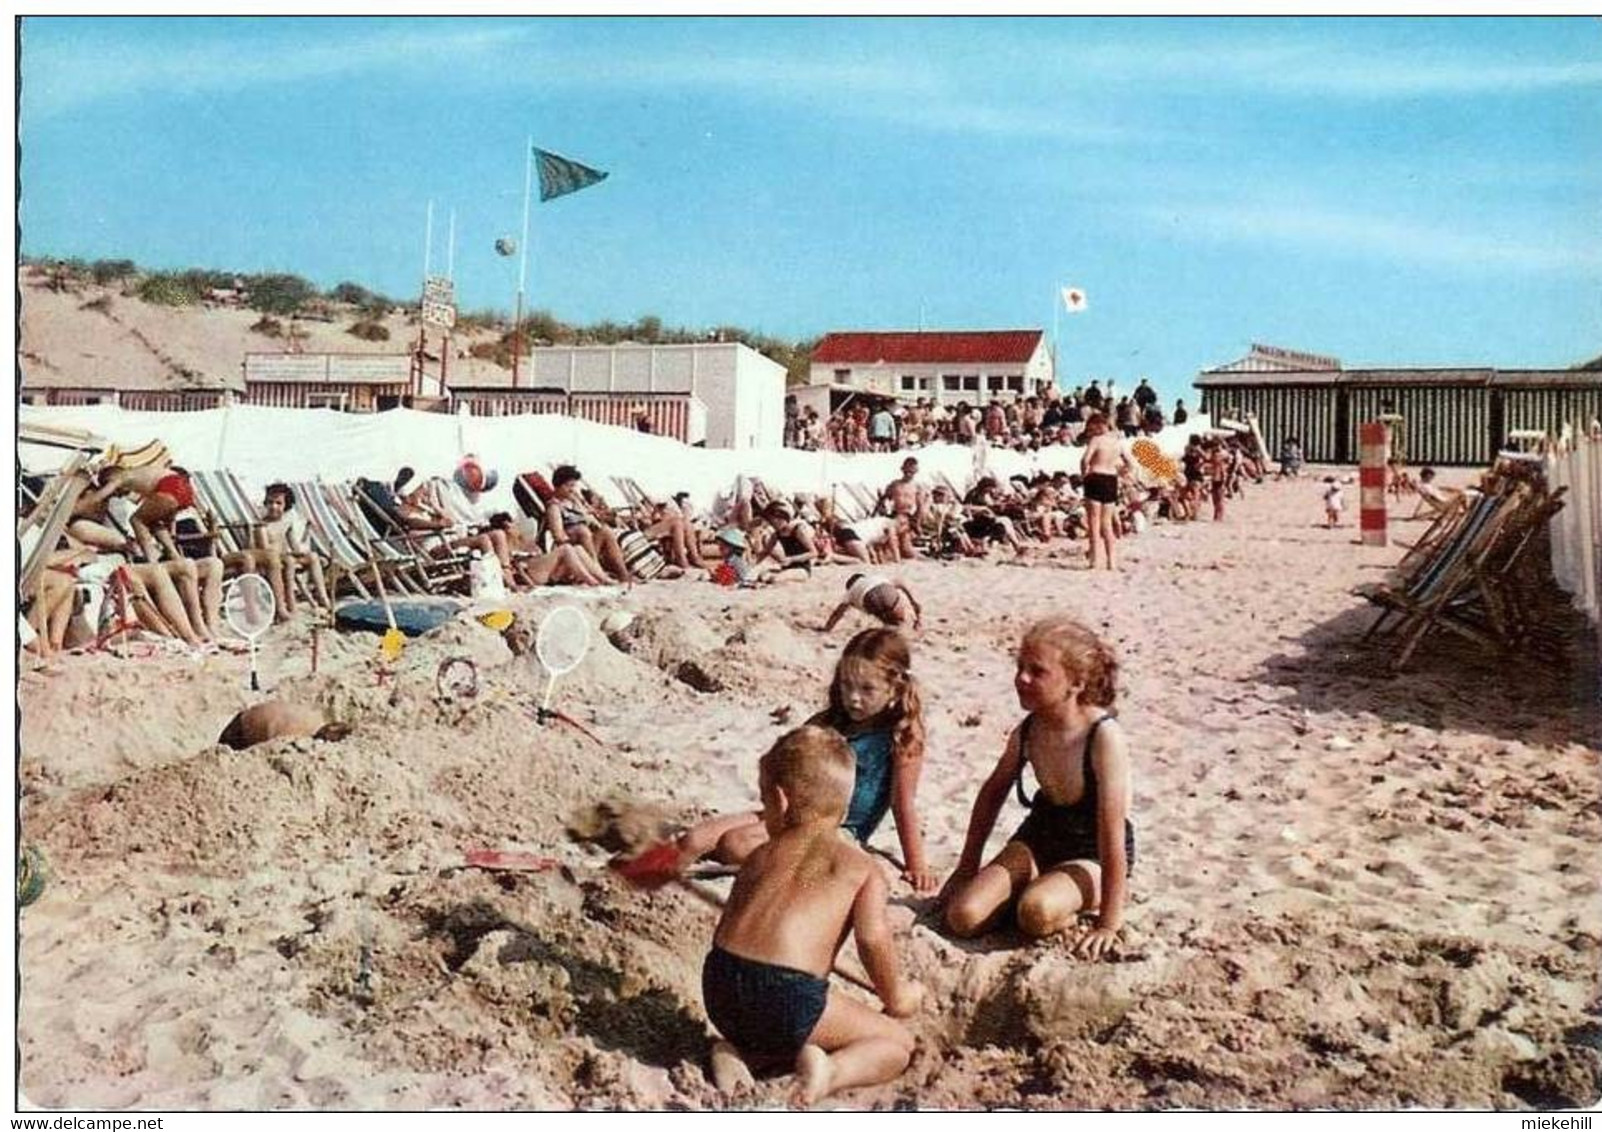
[784,379,1192,453]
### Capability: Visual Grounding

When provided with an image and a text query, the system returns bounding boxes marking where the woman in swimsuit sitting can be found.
[543,464,635,584]
[939,615,1134,959]
[1079,413,1132,571]
[759,500,820,574]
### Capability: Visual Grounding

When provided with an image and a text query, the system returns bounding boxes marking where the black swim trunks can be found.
[1010,715,1135,871]
[702,945,828,1058]
[1083,473,1120,505]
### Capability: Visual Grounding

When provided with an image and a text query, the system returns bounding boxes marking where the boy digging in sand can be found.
[702,725,922,1105]
[820,573,922,633]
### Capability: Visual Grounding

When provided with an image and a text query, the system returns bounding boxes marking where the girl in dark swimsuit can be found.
[940,616,1134,958]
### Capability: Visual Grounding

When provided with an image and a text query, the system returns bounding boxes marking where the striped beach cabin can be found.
[1196,345,1602,466]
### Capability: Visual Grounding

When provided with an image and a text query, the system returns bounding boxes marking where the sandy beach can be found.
[17,472,1602,1110]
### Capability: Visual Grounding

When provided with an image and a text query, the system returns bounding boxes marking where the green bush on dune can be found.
[136,273,200,307]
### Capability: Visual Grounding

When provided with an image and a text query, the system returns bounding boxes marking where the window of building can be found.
[987,375,1004,392]
[901,375,918,392]
[1006,375,1024,393]
[306,391,350,411]
[943,375,962,392]
[963,375,980,392]
[918,377,931,392]
[834,368,852,386]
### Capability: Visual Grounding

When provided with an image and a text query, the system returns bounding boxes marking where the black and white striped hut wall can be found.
[1195,348,1602,466]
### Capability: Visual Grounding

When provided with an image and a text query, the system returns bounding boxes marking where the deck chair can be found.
[189,471,257,559]
[214,470,332,611]
[585,476,639,528]
[288,481,373,600]
[512,470,557,552]
[319,481,430,595]
[829,483,867,524]
[1431,485,1568,656]
[1357,486,1524,669]
[348,479,471,595]
[18,456,92,598]
[1395,491,1473,573]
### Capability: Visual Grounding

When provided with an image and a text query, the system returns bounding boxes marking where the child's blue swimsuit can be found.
[841,728,894,843]
[1011,714,1135,869]
[702,945,828,1057]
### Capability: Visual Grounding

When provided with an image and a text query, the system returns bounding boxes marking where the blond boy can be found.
[703,726,922,1105]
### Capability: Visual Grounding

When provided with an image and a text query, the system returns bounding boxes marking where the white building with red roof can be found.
[805,329,1054,408]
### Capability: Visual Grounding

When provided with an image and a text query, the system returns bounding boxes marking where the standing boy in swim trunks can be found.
[703,725,922,1105]
[819,573,922,633]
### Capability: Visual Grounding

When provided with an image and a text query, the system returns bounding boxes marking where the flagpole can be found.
[415,200,433,398]
[513,138,533,389]
[1052,283,1060,391]
[443,209,456,396]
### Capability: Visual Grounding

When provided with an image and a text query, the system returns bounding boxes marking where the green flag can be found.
[533,147,608,202]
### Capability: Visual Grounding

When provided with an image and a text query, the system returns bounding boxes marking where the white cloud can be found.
[20,21,1157,147]
[22,23,533,117]
[1047,35,1602,99]
[1133,199,1602,274]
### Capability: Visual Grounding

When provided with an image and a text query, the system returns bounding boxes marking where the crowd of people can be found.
[21,406,1292,661]
[784,379,1192,454]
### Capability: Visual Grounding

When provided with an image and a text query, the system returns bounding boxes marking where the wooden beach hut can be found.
[1196,347,1602,466]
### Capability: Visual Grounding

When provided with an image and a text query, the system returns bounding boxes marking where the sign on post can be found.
[421,276,456,330]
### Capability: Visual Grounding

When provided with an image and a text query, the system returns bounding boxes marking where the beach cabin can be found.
[242,352,414,412]
[1196,345,1602,466]
[804,330,1055,409]
[18,384,234,411]
[460,341,784,450]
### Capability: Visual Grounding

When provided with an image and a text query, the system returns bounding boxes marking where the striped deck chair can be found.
[1432,484,1568,657]
[830,482,868,524]
[848,481,886,519]
[190,471,256,559]
[18,457,92,598]
[344,480,470,595]
[288,481,374,600]
[611,475,654,514]
[512,469,556,551]
[1357,486,1523,669]
[319,481,429,595]
[1394,490,1473,575]
[216,470,331,610]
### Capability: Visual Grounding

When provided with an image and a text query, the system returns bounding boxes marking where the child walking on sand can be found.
[820,573,922,633]
[940,616,1134,958]
[647,629,937,893]
[701,725,922,1105]
[1322,476,1344,529]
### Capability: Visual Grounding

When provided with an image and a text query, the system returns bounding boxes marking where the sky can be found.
[16,14,1602,405]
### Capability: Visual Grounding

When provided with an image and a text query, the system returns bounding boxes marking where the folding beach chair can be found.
[288,481,373,600]
[1357,486,1525,669]
[320,481,429,595]
[1431,483,1568,657]
[189,471,256,558]
[347,479,471,595]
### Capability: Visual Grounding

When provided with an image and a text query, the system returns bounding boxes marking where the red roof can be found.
[812,330,1043,367]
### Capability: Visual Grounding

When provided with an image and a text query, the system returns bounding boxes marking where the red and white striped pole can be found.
[1359,421,1389,546]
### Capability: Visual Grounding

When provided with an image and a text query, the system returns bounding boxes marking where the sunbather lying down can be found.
[218,700,353,750]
